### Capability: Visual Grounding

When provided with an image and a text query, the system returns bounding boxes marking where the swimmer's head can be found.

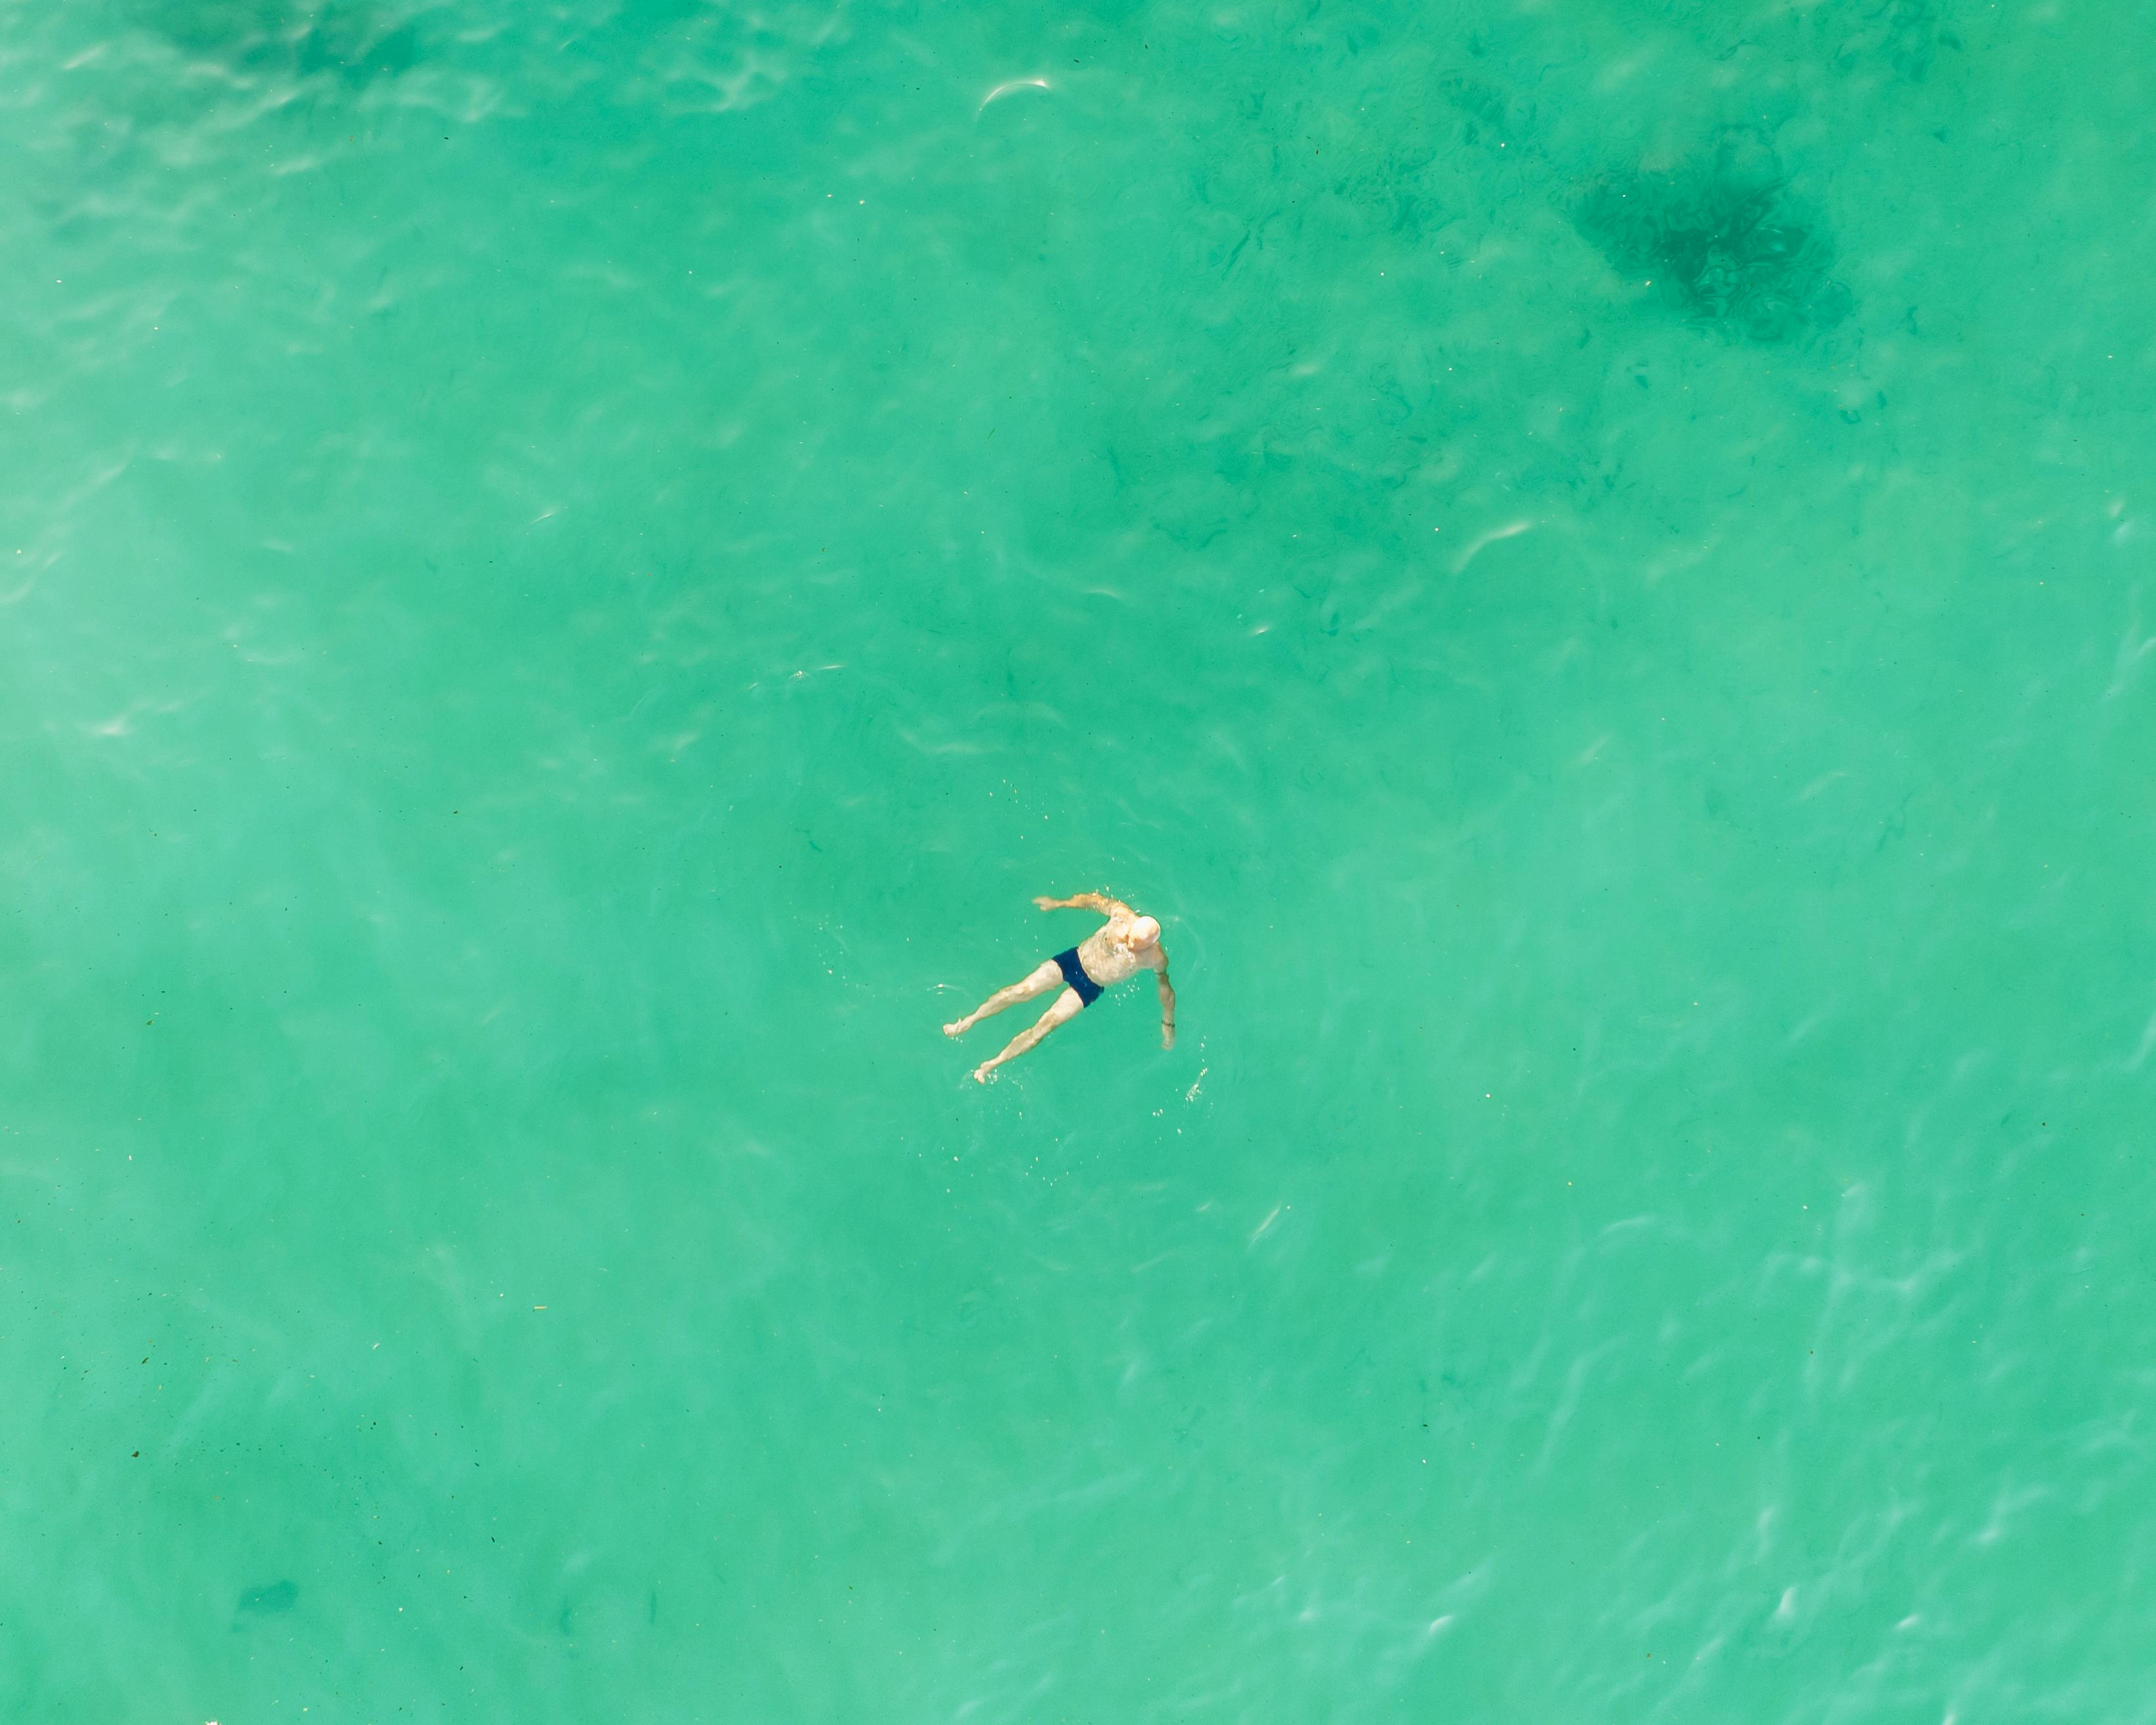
[1127,914,1161,947]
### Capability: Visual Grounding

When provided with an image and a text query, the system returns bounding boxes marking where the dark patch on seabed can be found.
[233,1579,298,1624]
[131,0,420,84]
[1660,0,1963,81]
[1439,70,1536,151]
[1573,128,1853,345]
[1821,0,1962,81]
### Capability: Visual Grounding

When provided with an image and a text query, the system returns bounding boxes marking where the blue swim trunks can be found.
[1053,947,1103,1008]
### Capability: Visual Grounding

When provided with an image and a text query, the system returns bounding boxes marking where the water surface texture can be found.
[7,1,2156,1719]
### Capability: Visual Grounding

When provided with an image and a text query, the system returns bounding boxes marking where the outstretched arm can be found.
[1034,891,1131,916]
[1155,958,1176,1050]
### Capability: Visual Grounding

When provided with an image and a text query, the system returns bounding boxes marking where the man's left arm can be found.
[1154,954,1176,1050]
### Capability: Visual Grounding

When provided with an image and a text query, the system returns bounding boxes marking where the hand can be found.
[1033,895,1061,911]
[1162,1023,1176,1050]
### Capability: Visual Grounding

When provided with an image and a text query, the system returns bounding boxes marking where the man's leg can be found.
[972,990,1084,1083]
[944,960,1064,1037]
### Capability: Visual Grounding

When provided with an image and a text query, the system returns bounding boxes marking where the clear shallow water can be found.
[5,1,2155,1718]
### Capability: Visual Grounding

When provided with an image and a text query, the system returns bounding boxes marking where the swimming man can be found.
[943,891,1175,1084]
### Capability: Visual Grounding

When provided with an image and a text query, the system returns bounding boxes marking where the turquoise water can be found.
[7,1,2156,1717]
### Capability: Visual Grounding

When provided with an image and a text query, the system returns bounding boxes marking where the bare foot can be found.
[971,1065,994,1084]
[943,1019,970,1038]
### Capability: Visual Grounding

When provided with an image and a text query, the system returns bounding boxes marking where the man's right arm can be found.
[1035,891,1130,914]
